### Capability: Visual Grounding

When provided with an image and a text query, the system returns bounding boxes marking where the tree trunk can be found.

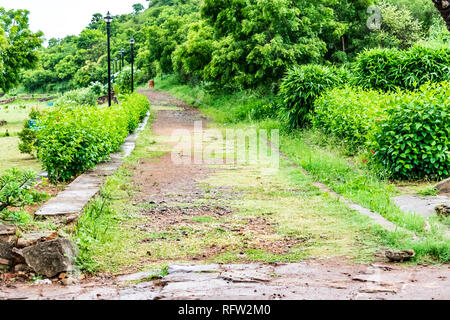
[432,0,450,31]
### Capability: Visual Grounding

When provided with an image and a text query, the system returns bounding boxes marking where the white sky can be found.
[1,0,148,41]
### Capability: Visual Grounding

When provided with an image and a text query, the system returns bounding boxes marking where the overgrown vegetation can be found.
[353,44,450,91]
[278,65,348,129]
[374,82,449,180]
[38,93,149,182]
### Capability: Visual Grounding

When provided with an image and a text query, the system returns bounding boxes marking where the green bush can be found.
[312,87,391,150]
[88,81,108,96]
[373,82,449,180]
[353,44,450,91]
[278,64,348,129]
[55,87,99,107]
[18,108,43,158]
[38,93,150,182]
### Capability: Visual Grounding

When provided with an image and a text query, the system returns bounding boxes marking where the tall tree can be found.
[0,8,43,92]
[201,0,342,90]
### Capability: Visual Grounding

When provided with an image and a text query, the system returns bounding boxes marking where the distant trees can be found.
[0,8,43,92]
[133,4,145,15]
[15,0,450,94]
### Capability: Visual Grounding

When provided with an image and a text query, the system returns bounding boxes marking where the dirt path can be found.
[1,89,449,300]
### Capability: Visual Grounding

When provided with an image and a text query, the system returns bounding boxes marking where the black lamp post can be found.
[104,11,113,107]
[120,48,125,71]
[130,38,135,92]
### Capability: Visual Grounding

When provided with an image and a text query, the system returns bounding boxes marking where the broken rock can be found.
[22,239,78,278]
[0,241,14,265]
[17,231,57,248]
[435,204,450,217]
[435,178,450,194]
[385,250,415,262]
[0,223,16,235]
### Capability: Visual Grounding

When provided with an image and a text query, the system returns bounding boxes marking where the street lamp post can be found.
[113,57,118,84]
[104,11,113,107]
[130,38,135,92]
[120,48,125,71]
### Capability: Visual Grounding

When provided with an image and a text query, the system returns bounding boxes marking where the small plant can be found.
[18,108,42,158]
[418,186,439,196]
[0,168,46,213]
[88,81,108,96]
[75,197,114,273]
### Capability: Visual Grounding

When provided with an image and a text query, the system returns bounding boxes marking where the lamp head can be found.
[104,11,112,23]
[130,38,135,45]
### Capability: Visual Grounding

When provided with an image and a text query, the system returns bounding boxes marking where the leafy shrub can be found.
[119,93,151,132]
[373,82,449,180]
[363,1,424,50]
[113,67,140,95]
[278,64,348,129]
[353,44,450,91]
[312,87,391,150]
[88,81,108,96]
[0,168,46,212]
[38,93,150,182]
[55,87,99,107]
[18,108,43,157]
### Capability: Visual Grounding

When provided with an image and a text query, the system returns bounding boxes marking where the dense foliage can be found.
[278,65,348,129]
[353,44,450,91]
[10,0,446,94]
[312,87,391,149]
[37,93,150,182]
[0,8,43,92]
[313,82,450,180]
[374,82,449,180]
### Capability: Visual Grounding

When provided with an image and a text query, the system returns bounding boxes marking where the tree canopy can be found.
[0,8,43,92]
[6,0,448,93]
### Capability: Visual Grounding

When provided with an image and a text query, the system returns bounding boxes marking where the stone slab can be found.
[167,263,220,274]
[391,194,450,218]
[436,178,450,194]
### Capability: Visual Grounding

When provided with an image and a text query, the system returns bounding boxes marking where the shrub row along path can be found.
[1,89,449,300]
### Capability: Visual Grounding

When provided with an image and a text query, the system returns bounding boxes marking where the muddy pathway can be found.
[1,89,449,300]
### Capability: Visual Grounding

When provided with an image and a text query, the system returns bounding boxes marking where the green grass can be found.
[0,136,41,174]
[0,99,53,174]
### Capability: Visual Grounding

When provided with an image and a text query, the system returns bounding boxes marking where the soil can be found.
[1,89,448,300]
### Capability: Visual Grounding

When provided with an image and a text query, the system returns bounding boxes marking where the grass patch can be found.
[155,78,450,263]
[0,137,41,174]
[0,99,52,174]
